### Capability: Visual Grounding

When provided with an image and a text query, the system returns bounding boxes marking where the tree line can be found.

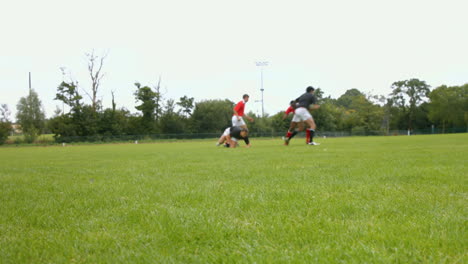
[0,54,467,144]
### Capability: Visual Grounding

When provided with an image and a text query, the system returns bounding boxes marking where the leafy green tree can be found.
[270,111,291,133]
[99,108,132,138]
[348,94,384,133]
[412,102,431,131]
[327,89,384,133]
[51,81,83,142]
[134,83,158,134]
[159,99,186,134]
[391,79,430,130]
[190,99,233,133]
[53,81,103,141]
[428,84,468,132]
[313,99,344,132]
[247,112,272,136]
[336,88,364,108]
[16,89,46,143]
[177,96,195,117]
[0,104,12,144]
[55,81,83,114]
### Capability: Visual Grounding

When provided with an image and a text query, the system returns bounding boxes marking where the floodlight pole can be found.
[29,72,32,95]
[255,61,269,118]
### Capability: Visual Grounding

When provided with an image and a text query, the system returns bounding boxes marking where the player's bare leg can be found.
[305,118,319,145]
[216,135,226,146]
[283,122,299,145]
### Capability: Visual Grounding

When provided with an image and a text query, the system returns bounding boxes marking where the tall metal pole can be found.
[255,61,268,118]
[29,72,32,94]
[260,67,264,117]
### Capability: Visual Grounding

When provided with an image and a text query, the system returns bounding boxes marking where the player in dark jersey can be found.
[216,126,250,148]
[290,86,320,145]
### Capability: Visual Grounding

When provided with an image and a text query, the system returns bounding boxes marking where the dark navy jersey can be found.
[229,126,246,139]
[296,93,317,108]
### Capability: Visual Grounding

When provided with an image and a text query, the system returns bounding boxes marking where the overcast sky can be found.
[1,0,467,120]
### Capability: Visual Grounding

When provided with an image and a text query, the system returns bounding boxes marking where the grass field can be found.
[0,134,466,263]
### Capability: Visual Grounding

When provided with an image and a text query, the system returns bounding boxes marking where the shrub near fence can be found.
[4,128,467,145]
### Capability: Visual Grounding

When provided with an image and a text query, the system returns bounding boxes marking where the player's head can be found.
[290,100,295,106]
[240,127,249,137]
[306,86,315,93]
[243,94,250,102]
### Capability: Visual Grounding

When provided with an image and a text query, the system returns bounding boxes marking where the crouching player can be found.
[216,126,250,148]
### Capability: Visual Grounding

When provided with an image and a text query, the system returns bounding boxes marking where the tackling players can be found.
[282,100,304,145]
[216,126,250,148]
[284,86,321,145]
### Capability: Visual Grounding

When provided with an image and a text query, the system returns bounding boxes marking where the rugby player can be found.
[216,126,250,148]
[291,86,321,145]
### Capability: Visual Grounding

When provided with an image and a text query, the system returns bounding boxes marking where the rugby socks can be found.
[289,130,298,139]
[286,130,299,139]
[306,129,316,143]
[309,129,315,143]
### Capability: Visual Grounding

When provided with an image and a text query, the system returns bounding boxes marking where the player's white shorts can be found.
[293,107,313,122]
[223,127,238,142]
[232,116,246,127]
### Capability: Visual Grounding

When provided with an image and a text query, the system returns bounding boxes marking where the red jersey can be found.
[233,100,246,116]
[285,106,295,115]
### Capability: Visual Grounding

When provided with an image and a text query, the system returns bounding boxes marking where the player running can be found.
[216,126,250,148]
[285,86,321,145]
[232,94,254,129]
[282,100,304,145]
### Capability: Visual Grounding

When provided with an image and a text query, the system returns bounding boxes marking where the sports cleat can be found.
[308,142,320,145]
[282,136,289,146]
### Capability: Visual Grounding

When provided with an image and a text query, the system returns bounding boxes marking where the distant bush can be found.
[0,122,12,145]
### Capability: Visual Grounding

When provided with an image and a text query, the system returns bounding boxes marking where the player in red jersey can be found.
[232,94,253,147]
[282,100,296,119]
[282,100,304,145]
[232,94,254,129]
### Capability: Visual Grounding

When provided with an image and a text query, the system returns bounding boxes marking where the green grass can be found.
[0,134,466,263]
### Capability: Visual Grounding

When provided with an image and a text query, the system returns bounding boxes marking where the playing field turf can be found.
[0,134,466,263]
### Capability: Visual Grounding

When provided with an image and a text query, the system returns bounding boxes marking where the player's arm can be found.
[244,113,254,122]
[309,104,320,110]
[243,137,251,147]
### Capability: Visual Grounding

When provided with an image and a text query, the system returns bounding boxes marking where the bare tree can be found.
[111,90,116,112]
[153,76,165,121]
[85,50,107,112]
[0,104,11,122]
